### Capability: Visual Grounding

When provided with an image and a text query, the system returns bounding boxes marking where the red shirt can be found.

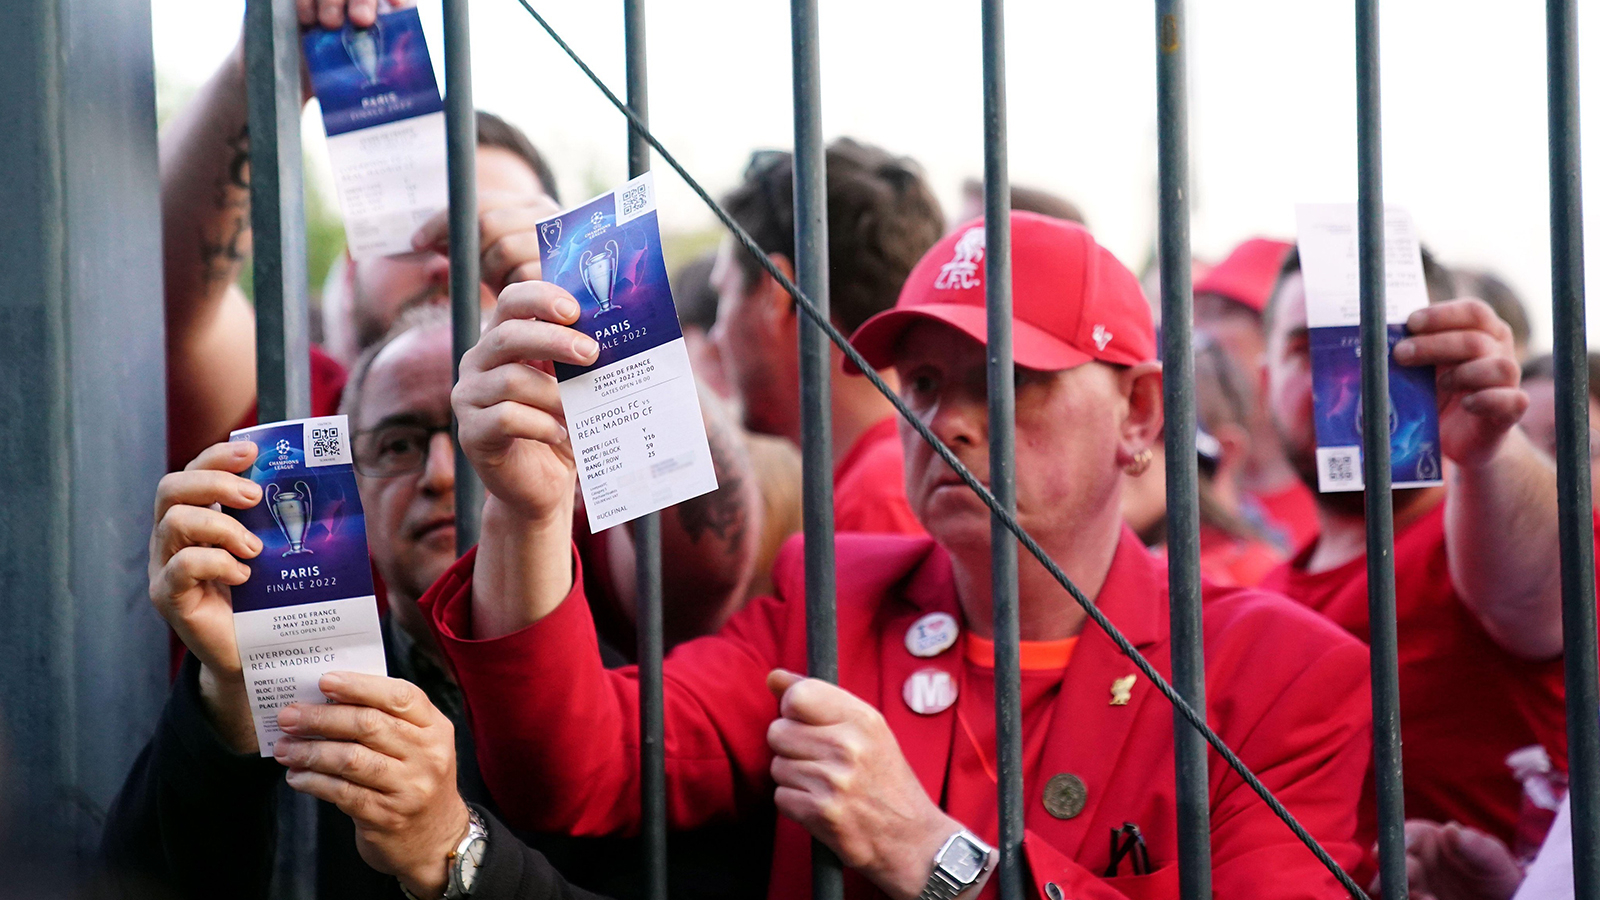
[947,636,1079,897]
[1152,525,1285,589]
[421,530,1372,900]
[1261,501,1570,848]
[833,418,923,536]
[1252,481,1320,552]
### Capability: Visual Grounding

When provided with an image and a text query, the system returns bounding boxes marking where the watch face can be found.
[457,836,487,893]
[942,837,987,883]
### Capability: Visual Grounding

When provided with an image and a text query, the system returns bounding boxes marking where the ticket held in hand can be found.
[1296,203,1443,493]
[537,173,719,531]
[226,416,387,757]
[303,7,447,260]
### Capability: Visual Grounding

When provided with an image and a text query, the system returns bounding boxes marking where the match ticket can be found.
[537,172,719,532]
[304,6,447,260]
[227,416,387,756]
[1296,203,1443,493]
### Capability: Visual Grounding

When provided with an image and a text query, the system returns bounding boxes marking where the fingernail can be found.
[273,740,291,760]
[558,299,580,320]
[277,706,301,731]
[575,337,599,359]
[320,671,346,692]
[1393,341,1413,362]
[247,534,263,554]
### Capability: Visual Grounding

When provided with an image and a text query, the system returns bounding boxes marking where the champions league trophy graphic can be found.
[580,240,623,317]
[342,20,385,86]
[267,481,315,556]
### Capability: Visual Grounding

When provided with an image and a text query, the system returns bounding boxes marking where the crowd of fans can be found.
[94,3,1598,899]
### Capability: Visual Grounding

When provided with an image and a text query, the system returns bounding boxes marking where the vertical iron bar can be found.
[790,0,841,898]
[980,3,1021,900]
[1546,0,1600,893]
[1155,3,1211,898]
[1355,2,1407,897]
[443,0,483,554]
[622,3,667,898]
[245,0,310,424]
[245,0,314,895]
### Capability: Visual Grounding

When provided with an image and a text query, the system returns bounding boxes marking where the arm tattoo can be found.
[676,412,751,551]
[200,125,252,289]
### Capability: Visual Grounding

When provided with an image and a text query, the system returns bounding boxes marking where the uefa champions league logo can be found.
[275,439,292,458]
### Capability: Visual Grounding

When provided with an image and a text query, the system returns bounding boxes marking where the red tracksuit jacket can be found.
[420,530,1371,900]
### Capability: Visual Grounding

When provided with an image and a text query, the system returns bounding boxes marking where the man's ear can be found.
[1119,361,1166,462]
[762,253,799,325]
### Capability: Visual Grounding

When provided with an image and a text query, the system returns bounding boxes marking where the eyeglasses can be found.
[353,422,454,478]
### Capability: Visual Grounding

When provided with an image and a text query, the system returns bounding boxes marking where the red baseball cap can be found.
[846,211,1156,374]
[1191,237,1292,314]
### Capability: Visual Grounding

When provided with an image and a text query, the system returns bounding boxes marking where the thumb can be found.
[767,668,804,698]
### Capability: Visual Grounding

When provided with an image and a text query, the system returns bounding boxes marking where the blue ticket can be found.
[227,416,387,756]
[537,173,718,531]
[303,7,447,259]
[1296,204,1443,492]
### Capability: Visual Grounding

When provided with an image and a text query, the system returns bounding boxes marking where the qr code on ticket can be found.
[310,426,343,461]
[304,419,352,467]
[618,181,651,223]
[1317,446,1362,492]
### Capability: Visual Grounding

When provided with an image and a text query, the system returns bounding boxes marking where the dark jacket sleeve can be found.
[99,654,284,900]
[473,807,615,900]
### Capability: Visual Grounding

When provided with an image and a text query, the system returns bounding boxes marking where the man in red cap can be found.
[419,212,1373,899]
[1189,238,1321,551]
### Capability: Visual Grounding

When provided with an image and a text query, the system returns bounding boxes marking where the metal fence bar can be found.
[1353,2,1408,896]
[1154,3,1211,897]
[979,3,1022,899]
[243,2,317,897]
[622,2,668,897]
[788,1,842,898]
[244,0,310,425]
[443,0,483,554]
[1545,0,1600,893]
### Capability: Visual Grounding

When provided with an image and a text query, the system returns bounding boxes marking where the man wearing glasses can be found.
[103,306,771,898]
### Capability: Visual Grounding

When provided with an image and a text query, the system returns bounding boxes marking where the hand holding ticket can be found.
[225,416,387,756]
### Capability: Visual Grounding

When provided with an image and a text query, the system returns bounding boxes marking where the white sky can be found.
[152,0,1600,351]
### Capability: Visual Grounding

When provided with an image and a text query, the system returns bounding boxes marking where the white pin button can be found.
[903,667,958,715]
[905,611,960,658]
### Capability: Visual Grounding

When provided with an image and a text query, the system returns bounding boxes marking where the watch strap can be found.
[917,829,995,900]
[397,807,488,900]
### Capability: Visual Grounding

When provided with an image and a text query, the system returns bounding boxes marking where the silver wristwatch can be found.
[918,829,996,900]
[401,807,489,900]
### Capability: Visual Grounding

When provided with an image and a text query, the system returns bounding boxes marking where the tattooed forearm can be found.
[200,125,252,290]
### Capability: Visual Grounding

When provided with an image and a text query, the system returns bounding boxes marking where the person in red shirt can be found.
[1192,238,1320,551]
[708,142,945,535]
[420,212,1374,900]
[1259,247,1577,853]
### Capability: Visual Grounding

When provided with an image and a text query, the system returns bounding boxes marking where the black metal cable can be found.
[509,3,1367,895]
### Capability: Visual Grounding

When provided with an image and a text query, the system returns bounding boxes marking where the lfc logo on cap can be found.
[934,227,985,291]
[905,612,959,658]
[903,667,958,715]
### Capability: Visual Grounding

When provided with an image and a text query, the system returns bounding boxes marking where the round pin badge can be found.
[1042,773,1088,819]
[905,612,960,658]
[902,667,958,715]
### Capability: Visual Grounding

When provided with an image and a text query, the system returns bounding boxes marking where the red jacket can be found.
[421,529,1372,900]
